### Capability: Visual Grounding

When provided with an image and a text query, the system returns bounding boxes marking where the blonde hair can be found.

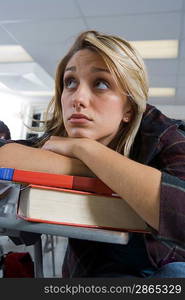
[40,30,149,156]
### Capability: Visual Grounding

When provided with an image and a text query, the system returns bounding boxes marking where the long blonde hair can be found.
[39,30,149,156]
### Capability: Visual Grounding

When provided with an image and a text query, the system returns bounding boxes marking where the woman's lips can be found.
[69,117,91,124]
[68,114,92,124]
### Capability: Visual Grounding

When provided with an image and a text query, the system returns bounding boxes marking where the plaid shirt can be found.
[62,104,185,277]
[137,105,185,269]
[1,104,185,277]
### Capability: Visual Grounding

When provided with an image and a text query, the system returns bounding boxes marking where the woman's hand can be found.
[42,136,87,158]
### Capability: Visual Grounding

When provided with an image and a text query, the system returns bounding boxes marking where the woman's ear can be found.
[122,109,133,123]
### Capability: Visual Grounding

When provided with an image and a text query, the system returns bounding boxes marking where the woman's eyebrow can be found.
[64,66,110,73]
[65,66,76,72]
[91,67,110,73]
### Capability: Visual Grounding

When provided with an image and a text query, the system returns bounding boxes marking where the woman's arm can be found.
[42,137,161,230]
[0,143,93,177]
[74,139,161,230]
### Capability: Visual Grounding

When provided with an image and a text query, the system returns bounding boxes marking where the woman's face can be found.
[61,49,132,145]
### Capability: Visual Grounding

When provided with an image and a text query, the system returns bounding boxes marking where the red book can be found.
[17,184,149,233]
[0,167,113,196]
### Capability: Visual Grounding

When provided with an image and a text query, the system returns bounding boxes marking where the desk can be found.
[0,181,129,277]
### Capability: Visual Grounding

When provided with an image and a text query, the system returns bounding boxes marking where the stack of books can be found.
[0,167,149,233]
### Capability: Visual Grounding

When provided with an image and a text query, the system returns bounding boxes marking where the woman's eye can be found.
[95,80,109,90]
[64,78,77,89]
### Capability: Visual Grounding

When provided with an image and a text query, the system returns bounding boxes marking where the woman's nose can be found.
[72,85,91,109]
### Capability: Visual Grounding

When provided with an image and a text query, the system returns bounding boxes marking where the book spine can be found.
[73,176,114,195]
[13,169,73,190]
[0,167,114,196]
[0,167,14,180]
[13,169,114,195]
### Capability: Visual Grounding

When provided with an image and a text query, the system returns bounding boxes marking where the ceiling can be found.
[0,0,185,118]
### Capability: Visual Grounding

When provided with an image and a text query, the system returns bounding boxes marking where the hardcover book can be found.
[0,167,113,195]
[17,184,150,233]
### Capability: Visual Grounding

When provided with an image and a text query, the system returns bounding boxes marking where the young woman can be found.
[0,30,185,277]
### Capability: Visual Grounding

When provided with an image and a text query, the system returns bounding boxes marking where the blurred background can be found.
[0,0,185,139]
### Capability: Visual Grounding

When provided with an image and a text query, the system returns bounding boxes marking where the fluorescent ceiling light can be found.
[131,40,178,59]
[0,82,53,97]
[149,88,175,97]
[18,90,54,96]
[0,45,33,63]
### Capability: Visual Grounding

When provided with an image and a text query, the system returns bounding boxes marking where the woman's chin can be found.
[68,129,94,139]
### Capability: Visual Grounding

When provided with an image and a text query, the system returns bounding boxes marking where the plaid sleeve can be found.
[159,173,185,245]
[156,126,185,247]
[0,137,40,148]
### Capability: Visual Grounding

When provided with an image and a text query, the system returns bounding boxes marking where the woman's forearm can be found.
[0,143,93,177]
[74,139,161,230]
